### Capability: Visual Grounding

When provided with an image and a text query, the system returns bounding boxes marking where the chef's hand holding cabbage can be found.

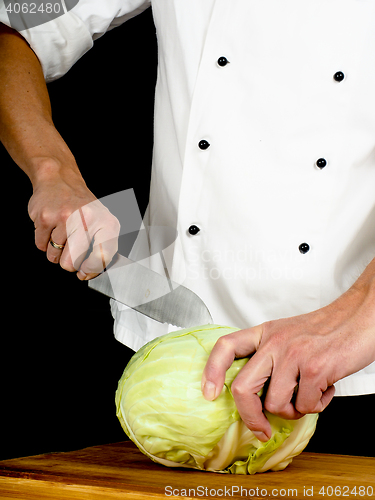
[115,324,318,474]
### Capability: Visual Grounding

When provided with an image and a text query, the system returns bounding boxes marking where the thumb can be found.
[77,242,109,280]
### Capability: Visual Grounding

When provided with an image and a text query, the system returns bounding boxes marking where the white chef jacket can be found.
[2,0,375,397]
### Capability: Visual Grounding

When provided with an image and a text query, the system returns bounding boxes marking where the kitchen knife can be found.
[88,253,213,328]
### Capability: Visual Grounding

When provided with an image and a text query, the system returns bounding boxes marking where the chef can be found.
[1,1,375,446]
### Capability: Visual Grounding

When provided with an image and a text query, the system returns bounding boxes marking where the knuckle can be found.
[37,210,54,228]
[231,379,247,399]
[59,207,73,223]
[37,210,63,229]
[215,335,235,351]
[264,400,283,415]
[281,342,301,364]
[109,214,121,232]
[100,219,121,241]
[302,362,321,381]
[295,401,314,414]
[265,398,304,420]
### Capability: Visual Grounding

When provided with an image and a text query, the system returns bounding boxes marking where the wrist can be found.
[334,261,375,326]
[310,262,375,333]
[27,155,84,189]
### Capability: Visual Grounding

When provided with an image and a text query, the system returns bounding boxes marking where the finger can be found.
[295,380,336,414]
[61,233,117,276]
[60,226,92,273]
[76,227,119,280]
[230,353,273,441]
[34,225,52,252]
[46,229,67,264]
[32,208,67,253]
[263,369,304,420]
[201,326,263,401]
[77,240,117,280]
[65,206,119,280]
[317,385,336,412]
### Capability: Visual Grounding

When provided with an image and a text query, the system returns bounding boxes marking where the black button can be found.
[333,71,345,82]
[198,140,210,150]
[217,56,229,67]
[299,243,310,254]
[316,158,327,169]
[188,225,200,235]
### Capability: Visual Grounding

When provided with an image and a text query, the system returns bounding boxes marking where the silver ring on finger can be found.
[50,239,65,250]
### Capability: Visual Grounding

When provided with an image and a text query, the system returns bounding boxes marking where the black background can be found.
[1,6,374,461]
[1,7,157,460]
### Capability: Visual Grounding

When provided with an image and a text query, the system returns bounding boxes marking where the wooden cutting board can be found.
[0,441,374,499]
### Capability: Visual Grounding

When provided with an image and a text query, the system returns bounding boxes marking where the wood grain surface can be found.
[0,441,374,499]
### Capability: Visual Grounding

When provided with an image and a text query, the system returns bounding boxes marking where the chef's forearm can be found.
[0,23,81,186]
[349,256,375,296]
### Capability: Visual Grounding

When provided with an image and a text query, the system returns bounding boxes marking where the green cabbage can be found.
[115,324,318,474]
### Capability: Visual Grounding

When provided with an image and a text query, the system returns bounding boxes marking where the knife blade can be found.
[88,253,213,328]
